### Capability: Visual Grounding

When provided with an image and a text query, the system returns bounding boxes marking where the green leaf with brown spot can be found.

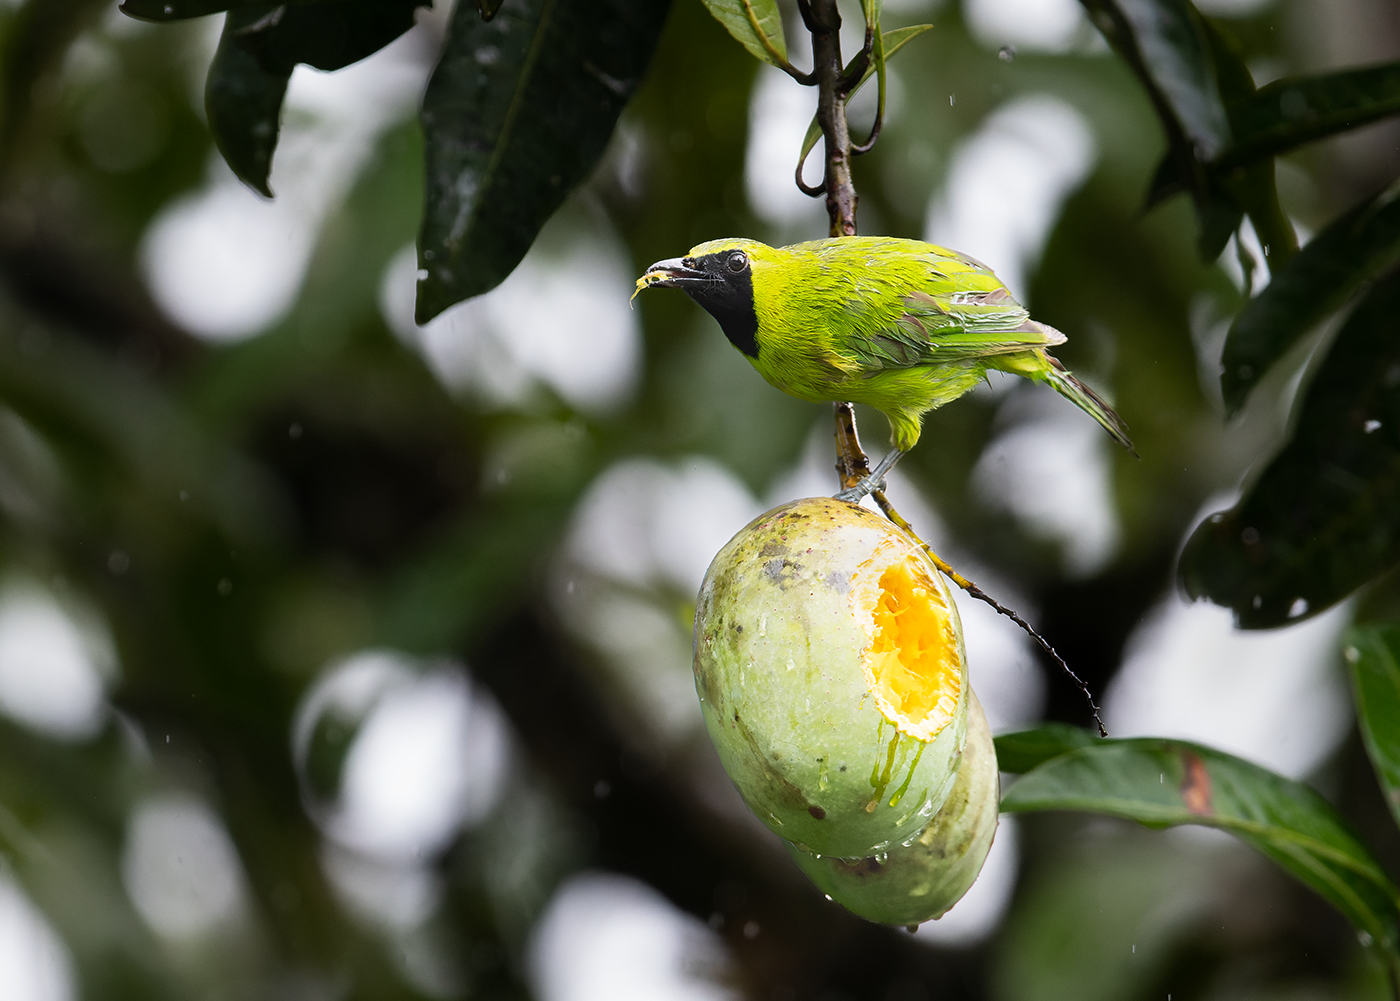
[1002,734,1400,964]
[993,723,1097,774]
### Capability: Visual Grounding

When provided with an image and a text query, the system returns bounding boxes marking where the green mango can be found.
[693,497,969,858]
[787,691,999,926]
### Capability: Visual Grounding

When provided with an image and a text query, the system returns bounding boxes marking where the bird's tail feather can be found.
[1041,356,1137,456]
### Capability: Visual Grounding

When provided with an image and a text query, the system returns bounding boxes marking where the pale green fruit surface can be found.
[693,497,969,858]
[786,690,1000,926]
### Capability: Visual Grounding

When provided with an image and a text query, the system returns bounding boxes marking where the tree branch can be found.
[806,0,857,236]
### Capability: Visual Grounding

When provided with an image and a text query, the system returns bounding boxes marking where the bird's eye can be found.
[726,251,749,273]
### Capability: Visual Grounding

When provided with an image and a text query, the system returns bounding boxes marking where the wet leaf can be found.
[206,1,424,195]
[1181,270,1400,627]
[415,0,672,321]
[1002,735,1400,959]
[994,723,1098,774]
[1345,625,1400,829]
[699,0,786,67]
[1221,60,1400,170]
[1220,181,1400,415]
[1080,0,1230,162]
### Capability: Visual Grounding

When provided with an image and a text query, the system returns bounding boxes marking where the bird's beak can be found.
[632,257,707,301]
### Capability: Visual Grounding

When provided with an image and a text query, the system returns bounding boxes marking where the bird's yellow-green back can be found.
[660,235,1132,454]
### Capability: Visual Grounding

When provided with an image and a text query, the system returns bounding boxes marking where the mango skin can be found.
[786,691,999,926]
[693,497,969,859]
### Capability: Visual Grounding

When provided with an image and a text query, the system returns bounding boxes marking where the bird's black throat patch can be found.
[684,254,760,358]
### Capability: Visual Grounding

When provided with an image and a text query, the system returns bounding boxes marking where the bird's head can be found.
[633,238,777,357]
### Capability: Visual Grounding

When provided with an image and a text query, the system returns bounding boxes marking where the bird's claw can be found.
[834,475,886,503]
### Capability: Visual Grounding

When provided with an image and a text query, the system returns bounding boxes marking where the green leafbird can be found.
[634,236,1134,499]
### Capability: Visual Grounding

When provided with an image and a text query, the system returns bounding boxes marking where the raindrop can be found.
[1364,419,1382,433]
[217,578,233,596]
[288,423,303,440]
[743,921,760,939]
[107,551,130,576]
[1288,597,1309,618]
[998,45,1016,61]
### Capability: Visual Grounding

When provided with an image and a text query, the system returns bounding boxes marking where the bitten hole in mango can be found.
[863,556,961,741]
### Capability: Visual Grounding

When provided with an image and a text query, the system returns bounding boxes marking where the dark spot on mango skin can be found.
[833,857,885,877]
[760,554,805,588]
[730,711,822,816]
[808,805,826,820]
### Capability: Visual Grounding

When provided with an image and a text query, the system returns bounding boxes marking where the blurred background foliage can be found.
[0,0,1399,999]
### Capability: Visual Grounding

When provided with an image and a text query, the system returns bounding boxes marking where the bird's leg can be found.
[870,490,1109,738]
[833,447,905,502]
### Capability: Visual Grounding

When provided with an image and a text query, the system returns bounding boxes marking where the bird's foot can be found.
[833,449,906,503]
[834,474,886,504]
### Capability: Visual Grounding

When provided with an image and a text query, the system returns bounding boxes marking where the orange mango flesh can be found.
[864,556,961,742]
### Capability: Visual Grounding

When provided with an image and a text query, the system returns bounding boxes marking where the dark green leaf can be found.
[994,723,1099,774]
[416,0,672,322]
[699,0,786,67]
[1079,0,1230,162]
[121,0,320,21]
[206,1,423,195]
[1081,1,1267,262]
[1181,270,1400,627]
[1220,60,1400,170]
[1345,625,1400,828]
[1221,181,1400,415]
[1145,151,1187,208]
[1002,737,1400,957]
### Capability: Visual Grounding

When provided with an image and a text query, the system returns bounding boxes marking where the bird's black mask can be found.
[642,249,759,358]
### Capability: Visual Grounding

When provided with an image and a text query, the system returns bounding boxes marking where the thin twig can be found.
[831,405,1107,737]
[870,490,1108,738]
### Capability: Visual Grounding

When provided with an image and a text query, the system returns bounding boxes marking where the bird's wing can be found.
[846,287,1067,371]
